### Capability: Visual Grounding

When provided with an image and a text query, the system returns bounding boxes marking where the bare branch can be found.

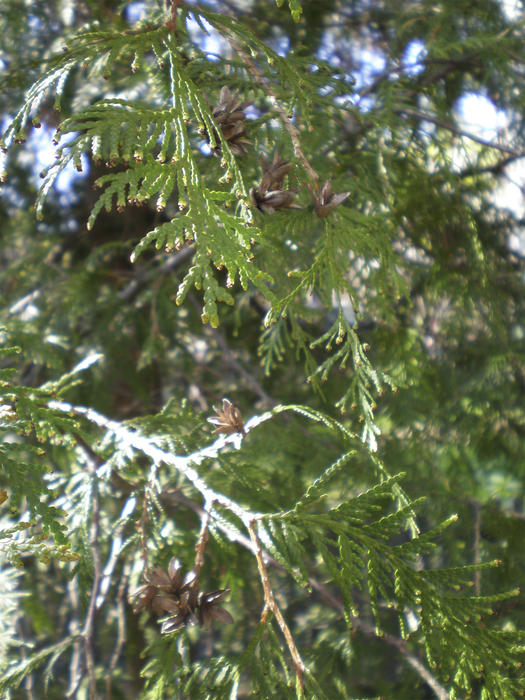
[105,567,129,700]
[140,493,149,570]
[118,247,194,302]
[357,621,451,700]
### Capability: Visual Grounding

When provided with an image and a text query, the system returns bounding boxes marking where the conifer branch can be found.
[48,399,273,526]
[161,489,453,699]
[2,4,523,693]
[248,520,306,693]
[69,407,445,697]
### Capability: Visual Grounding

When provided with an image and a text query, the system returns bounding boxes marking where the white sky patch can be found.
[457,93,509,141]
[456,93,523,222]
[402,39,427,76]
[60,0,75,27]
[273,35,290,58]
[494,160,525,219]
[354,47,386,88]
[186,14,229,61]
[499,0,523,20]
[127,2,147,23]
[28,125,88,193]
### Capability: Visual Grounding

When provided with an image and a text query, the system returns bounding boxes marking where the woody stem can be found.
[248,520,306,692]
[194,501,213,578]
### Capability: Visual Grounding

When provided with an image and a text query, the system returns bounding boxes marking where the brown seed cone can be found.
[259,151,294,193]
[209,86,251,156]
[196,589,234,628]
[132,558,233,634]
[313,180,350,218]
[250,151,300,214]
[131,558,196,614]
[207,398,245,436]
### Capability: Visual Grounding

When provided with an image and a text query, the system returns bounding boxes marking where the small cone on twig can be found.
[312,180,350,218]
[208,398,245,436]
[208,86,251,156]
[250,151,300,214]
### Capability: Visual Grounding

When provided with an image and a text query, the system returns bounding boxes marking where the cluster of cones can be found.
[208,86,350,218]
[132,557,233,634]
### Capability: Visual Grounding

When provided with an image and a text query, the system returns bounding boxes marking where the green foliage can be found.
[0,0,524,698]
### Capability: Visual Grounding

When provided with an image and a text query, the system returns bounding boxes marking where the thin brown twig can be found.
[65,439,106,698]
[194,502,213,577]
[473,501,482,595]
[208,325,275,406]
[357,619,451,700]
[248,520,306,693]
[83,470,102,699]
[66,578,83,697]
[105,567,129,700]
[236,48,319,187]
[140,492,149,570]
[166,0,183,31]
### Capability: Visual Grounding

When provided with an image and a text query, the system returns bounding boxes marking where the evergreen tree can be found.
[1,0,524,697]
